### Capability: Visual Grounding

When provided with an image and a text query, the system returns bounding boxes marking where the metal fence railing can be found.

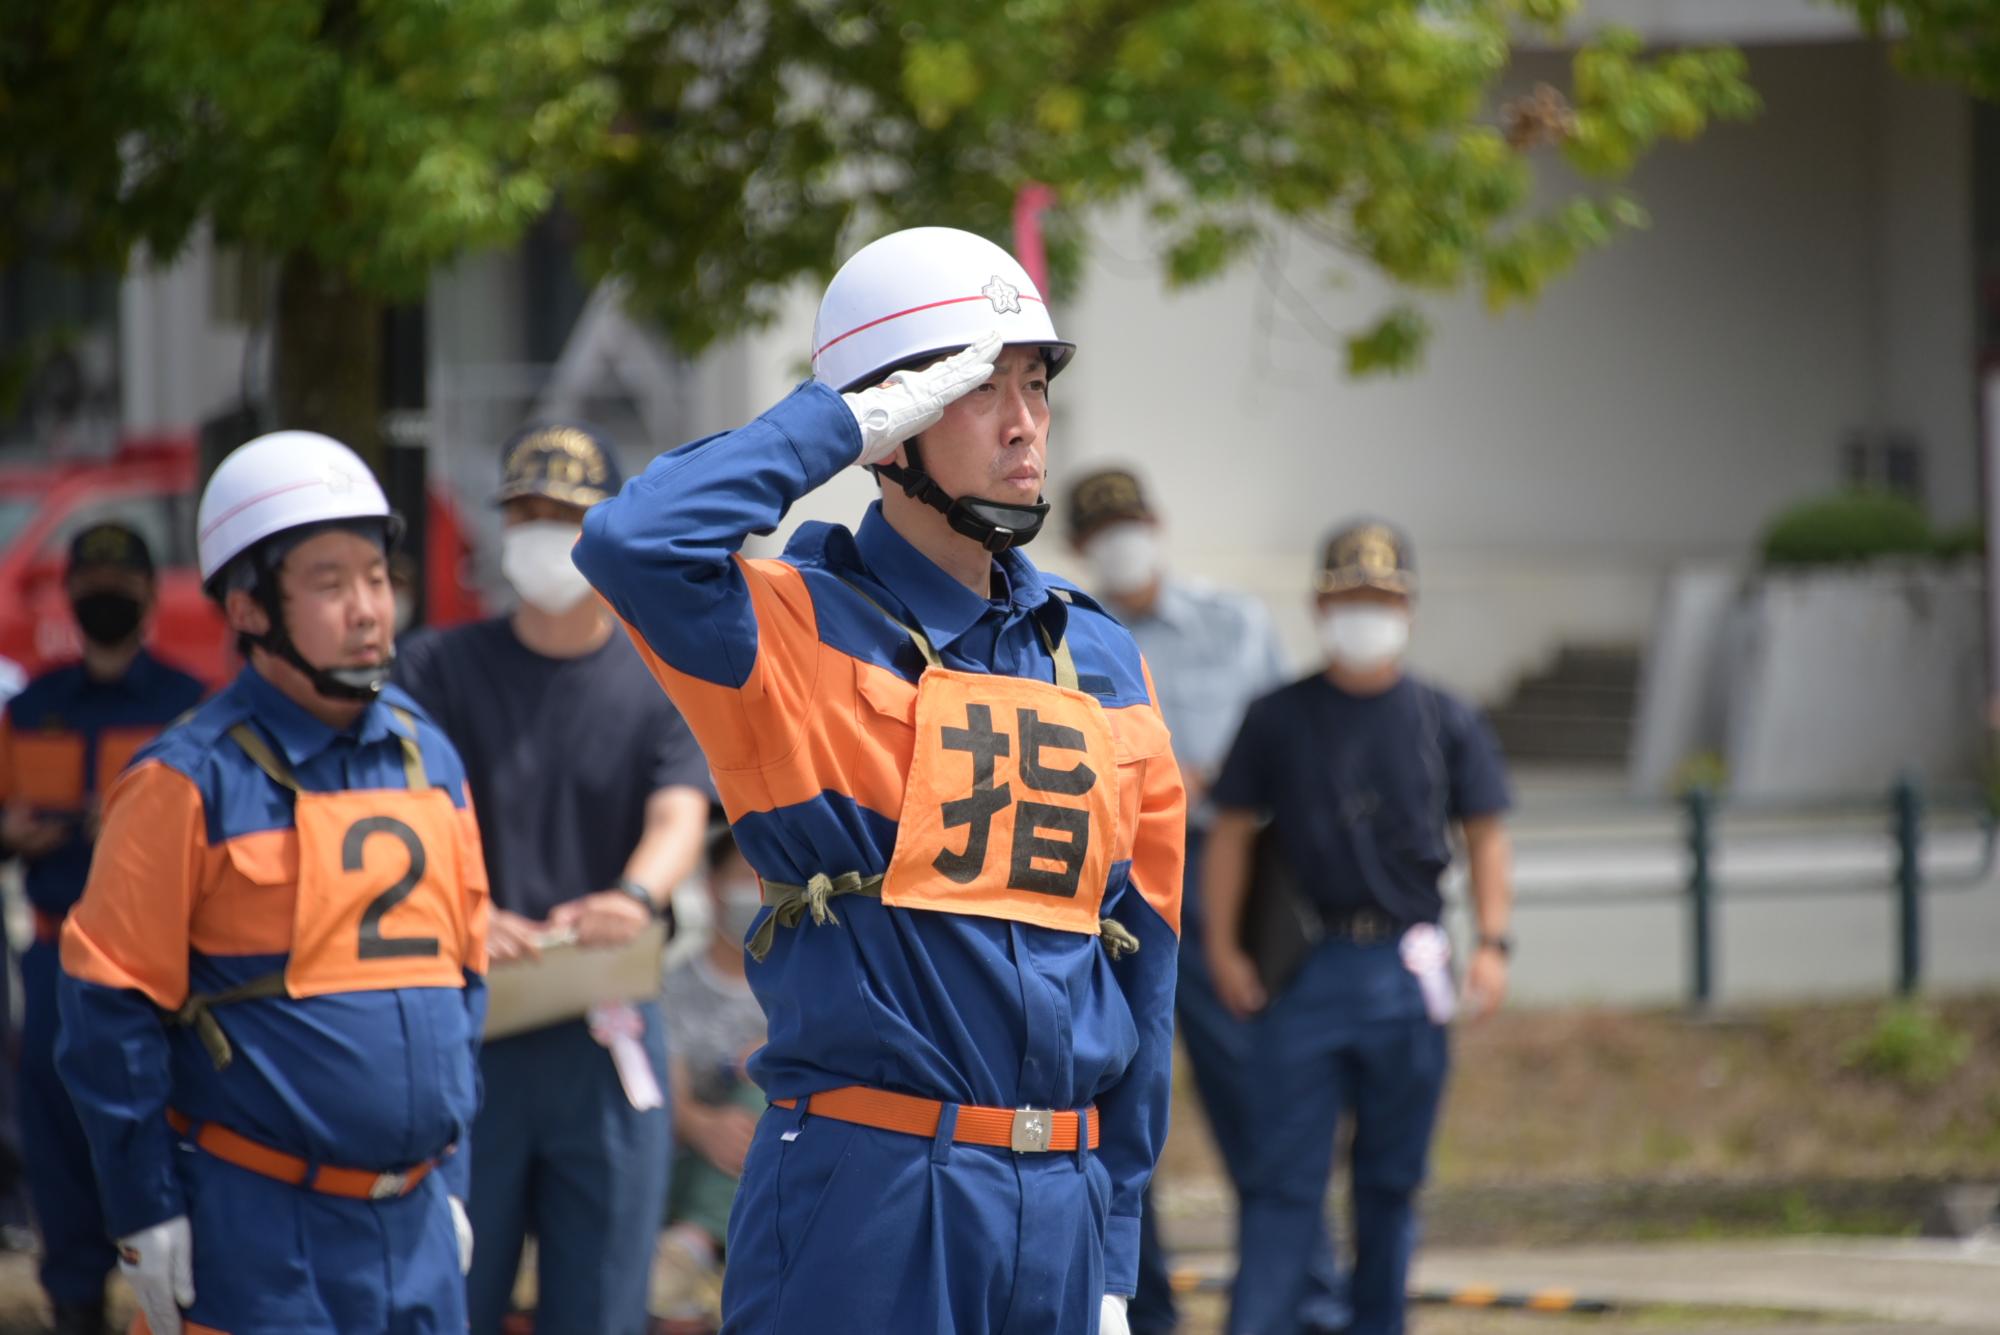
[1501,779,1997,1009]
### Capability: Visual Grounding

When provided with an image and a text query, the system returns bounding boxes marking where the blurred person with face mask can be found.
[1200,520,1515,1335]
[656,821,769,1329]
[1065,469,1338,1335]
[393,422,712,1335]
[56,436,490,1335]
[0,523,205,1334]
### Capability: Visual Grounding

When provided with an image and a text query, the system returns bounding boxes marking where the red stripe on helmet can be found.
[813,292,1048,364]
[197,478,333,542]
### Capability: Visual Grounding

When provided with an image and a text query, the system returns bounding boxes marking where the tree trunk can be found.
[272,251,384,474]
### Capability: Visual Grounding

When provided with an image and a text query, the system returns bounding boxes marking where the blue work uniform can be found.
[0,650,205,1309]
[1211,672,1509,1335]
[1108,580,1351,1334]
[573,382,1186,1335]
[55,667,489,1334]
[395,617,711,1335]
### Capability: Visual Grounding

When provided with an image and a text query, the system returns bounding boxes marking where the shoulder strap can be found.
[227,723,300,794]
[388,706,429,792]
[1033,620,1081,693]
[836,575,1081,691]
[833,576,942,669]
[229,713,430,795]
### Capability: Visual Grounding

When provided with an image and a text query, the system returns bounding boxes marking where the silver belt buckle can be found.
[1010,1107,1053,1154]
[369,1170,411,1200]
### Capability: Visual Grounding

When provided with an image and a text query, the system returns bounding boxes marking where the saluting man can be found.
[574,225,1187,1335]
[56,433,490,1335]
[0,523,206,1334]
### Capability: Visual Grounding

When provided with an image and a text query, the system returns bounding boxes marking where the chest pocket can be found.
[1107,697,1172,865]
[14,731,86,807]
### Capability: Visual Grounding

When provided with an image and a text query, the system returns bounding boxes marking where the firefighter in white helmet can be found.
[576,226,1186,1335]
[55,431,490,1334]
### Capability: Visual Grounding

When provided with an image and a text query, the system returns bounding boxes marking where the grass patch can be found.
[1842,1001,1971,1091]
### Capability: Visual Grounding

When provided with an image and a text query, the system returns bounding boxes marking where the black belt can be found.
[1317,907,1406,944]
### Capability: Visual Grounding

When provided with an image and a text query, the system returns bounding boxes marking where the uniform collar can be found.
[238,662,401,766]
[854,503,1058,652]
[76,647,158,695]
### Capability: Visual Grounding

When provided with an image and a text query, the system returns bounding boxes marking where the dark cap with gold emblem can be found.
[1065,466,1155,544]
[67,521,155,577]
[1316,519,1415,596]
[495,423,624,509]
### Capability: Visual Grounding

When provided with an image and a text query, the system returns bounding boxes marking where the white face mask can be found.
[1318,605,1410,671]
[501,521,591,614]
[1084,522,1163,597]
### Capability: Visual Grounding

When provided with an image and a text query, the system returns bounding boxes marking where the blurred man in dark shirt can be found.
[396,424,710,1335]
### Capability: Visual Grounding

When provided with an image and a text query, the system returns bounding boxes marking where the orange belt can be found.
[32,907,64,946]
[165,1109,442,1201]
[772,1085,1100,1154]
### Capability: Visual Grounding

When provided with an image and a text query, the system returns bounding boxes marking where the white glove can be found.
[449,1194,474,1274]
[1099,1293,1131,1335]
[117,1215,194,1335]
[842,330,1002,466]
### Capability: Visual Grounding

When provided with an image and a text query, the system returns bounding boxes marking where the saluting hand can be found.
[843,330,1002,466]
[549,890,652,949]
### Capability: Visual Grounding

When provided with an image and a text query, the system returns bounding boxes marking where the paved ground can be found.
[1162,1235,2000,1334]
[3,1234,1991,1333]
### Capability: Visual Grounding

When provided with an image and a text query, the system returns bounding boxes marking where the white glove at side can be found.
[842,330,1002,466]
[449,1194,474,1274]
[117,1215,194,1335]
[1099,1292,1131,1335]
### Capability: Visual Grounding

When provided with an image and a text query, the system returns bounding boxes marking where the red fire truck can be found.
[0,435,484,686]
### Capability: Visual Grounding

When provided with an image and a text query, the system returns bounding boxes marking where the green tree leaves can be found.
[1,0,1760,384]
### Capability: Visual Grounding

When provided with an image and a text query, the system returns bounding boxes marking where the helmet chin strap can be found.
[875,443,1049,554]
[250,566,392,702]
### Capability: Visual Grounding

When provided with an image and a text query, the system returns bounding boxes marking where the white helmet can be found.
[197,431,394,587]
[811,226,1074,393]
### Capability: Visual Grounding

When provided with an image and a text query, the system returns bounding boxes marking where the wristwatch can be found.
[1476,933,1513,958]
[615,878,661,918]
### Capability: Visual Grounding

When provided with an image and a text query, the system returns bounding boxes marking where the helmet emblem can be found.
[323,464,356,495]
[982,275,1022,314]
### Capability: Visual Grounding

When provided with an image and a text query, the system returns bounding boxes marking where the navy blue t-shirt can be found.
[1211,672,1510,925]
[393,618,710,919]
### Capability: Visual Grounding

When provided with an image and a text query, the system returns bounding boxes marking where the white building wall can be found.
[118,229,254,438]
[1046,42,1974,700]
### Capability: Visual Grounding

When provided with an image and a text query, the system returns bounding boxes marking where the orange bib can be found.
[285,786,472,996]
[882,666,1118,935]
[227,718,471,998]
[14,731,86,808]
[848,580,1118,937]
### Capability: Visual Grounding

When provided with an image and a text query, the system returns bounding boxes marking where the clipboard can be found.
[482,919,668,1040]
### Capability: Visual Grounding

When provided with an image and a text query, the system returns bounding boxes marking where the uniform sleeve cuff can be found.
[104,1175,186,1243]
[764,381,863,487]
[1103,1212,1141,1296]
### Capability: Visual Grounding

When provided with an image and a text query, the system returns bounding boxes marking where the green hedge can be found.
[1932,522,1985,560]
[1760,490,1933,567]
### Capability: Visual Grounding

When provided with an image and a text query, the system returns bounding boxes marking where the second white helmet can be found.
[811,226,1074,394]
[197,431,395,587]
